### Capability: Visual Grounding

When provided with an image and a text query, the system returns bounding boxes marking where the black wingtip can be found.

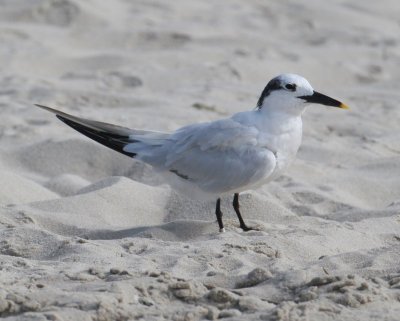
[56,115,136,158]
[34,104,49,109]
[34,104,64,116]
[36,104,137,158]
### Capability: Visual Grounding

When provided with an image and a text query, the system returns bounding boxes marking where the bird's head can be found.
[257,74,349,115]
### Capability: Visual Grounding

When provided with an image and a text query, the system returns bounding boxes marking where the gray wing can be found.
[135,118,277,193]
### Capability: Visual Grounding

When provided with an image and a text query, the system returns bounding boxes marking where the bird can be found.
[36,73,348,233]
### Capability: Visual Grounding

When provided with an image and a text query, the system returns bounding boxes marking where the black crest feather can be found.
[256,78,282,108]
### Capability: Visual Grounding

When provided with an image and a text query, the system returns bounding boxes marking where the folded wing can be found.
[36,105,277,194]
[144,119,277,193]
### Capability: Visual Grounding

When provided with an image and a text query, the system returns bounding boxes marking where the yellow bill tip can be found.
[339,102,350,110]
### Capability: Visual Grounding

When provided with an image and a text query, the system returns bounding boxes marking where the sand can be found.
[1,0,400,320]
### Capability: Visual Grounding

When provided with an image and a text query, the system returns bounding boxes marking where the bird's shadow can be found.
[87,220,219,241]
[43,219,219,242]
[83,226,149,240]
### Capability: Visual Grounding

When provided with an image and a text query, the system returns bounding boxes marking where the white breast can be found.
[248,111,303,186]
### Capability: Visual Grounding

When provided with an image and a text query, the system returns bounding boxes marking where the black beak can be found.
[299,91,349,109]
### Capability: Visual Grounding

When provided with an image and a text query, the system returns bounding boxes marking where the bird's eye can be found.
[285,84,296,91]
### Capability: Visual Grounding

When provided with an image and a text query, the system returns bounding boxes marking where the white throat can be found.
[259,92,307,117]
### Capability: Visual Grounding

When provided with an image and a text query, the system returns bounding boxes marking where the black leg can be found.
[233,193,253,231]
[215,198,225,232]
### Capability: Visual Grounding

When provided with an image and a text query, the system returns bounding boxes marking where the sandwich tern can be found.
[36,73,348,232]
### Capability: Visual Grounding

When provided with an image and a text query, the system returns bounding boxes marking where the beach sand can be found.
[1,0,400,320]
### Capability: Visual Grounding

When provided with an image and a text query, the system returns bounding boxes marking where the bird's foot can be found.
[240,224,258,232]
